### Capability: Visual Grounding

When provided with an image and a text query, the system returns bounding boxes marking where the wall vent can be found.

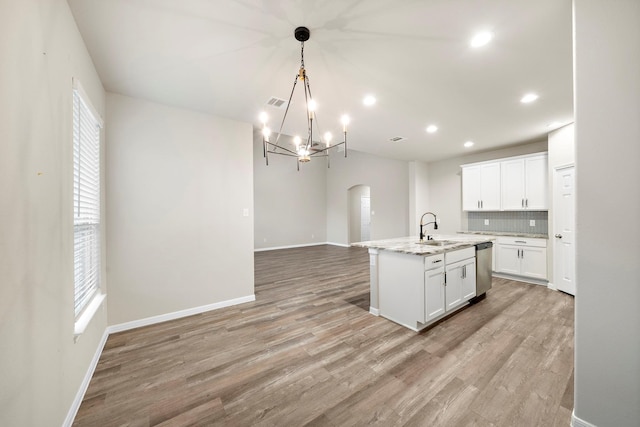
[389,136,406,142]
[266,96,288,109]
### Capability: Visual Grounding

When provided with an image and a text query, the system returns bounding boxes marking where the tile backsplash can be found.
[466,211,548,235]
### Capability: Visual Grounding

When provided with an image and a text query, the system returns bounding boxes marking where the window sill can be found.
[74,293,106,339]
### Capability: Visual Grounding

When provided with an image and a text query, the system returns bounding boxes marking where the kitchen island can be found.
[352,235,494,331]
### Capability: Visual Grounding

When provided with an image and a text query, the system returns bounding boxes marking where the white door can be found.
[360,196,371,241]
[554,165,576,295]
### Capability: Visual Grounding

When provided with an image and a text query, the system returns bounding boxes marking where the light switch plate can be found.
[530,220,536,226]
[484,219,489,225]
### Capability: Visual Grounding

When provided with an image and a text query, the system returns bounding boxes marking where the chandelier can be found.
[259,26,350,170]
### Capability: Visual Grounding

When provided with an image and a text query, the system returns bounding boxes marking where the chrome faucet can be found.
[419,212,438,241]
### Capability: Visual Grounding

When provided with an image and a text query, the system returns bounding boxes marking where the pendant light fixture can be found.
[259,26,350,170]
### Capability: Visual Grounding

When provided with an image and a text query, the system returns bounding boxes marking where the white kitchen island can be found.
[352,235,493,331]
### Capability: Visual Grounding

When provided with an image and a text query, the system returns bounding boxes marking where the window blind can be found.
[73,86,102,317]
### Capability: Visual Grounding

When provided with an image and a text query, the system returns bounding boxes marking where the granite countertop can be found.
[457,230,549,239]
[351,234,493,256]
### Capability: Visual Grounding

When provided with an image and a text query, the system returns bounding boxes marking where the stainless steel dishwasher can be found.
[475,241,493,297]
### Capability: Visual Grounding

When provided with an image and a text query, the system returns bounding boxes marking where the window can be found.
[73,79,104,324]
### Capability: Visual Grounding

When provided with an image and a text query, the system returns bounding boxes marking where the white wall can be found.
[547,123,575,285]
[253,130,327,250]
[573,1,640,425]
[0,0,107,425]
[326,150,410,245]
[425,141,548,233]
[105,93,254,325]
[409,161,430,236]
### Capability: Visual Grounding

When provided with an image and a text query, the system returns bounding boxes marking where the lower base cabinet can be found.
[495,237,547,280]
[379,247,477,331]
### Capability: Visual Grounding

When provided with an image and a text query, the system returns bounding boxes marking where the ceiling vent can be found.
[389,136,407,142]
[266,96,288,109]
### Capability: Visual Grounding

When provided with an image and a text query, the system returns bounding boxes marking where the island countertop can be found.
[351,234,494,256]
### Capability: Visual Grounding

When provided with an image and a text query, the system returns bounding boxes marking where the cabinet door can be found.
[480,163,501,210]
[461,258,477,301]
[496,244,520,275]
[524,155,548,209]
[424,268,445,322]
[501,159,526,210]
[445,262,464,311]
[462,166,482,210]
[521,247,548,279]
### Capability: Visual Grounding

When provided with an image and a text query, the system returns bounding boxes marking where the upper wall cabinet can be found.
[462,152,548,211]
[462,162,501,211]
[501,154,548,210]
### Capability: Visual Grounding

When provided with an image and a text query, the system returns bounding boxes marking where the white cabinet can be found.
[462,162,501,211]
[424,255,445,322]
[495,237,547,280]
[462,152,548,211]
[378,247,478,331]
[445,248,476,311]
[501,154,548,210]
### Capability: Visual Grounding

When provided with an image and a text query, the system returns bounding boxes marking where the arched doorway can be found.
[348,185,371,243]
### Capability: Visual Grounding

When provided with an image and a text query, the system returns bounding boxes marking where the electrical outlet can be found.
[243,208,249,217]
[311,234,315,239]
[484,219,489,225]
[530,220,536,227]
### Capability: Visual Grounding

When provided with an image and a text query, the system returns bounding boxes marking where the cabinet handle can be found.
[432,259,442,263]
[481,200,483,209]
[522,198,524,208]
[515,240,527,244]
[526,199,529,208]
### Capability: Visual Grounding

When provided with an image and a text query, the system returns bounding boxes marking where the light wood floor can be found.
[74,245,574,426]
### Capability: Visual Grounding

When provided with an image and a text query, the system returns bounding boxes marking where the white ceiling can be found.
[67,0,574,163]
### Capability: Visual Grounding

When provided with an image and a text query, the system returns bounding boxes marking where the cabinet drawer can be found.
[424,253,445,270]
[497,236,547,248]
[445,247,475,264]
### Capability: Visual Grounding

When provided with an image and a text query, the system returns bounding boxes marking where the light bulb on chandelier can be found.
[259,26,350,170]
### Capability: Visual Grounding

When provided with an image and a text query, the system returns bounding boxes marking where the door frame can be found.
[551,163,576,295]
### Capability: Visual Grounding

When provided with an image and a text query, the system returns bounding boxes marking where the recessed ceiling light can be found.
[363,95,376,106]
[520,93,539,104]
[464,141,474,148]
[470,31,493,48]
[426,125,438,133]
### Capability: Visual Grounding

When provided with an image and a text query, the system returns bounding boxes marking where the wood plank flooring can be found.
[74,245,574,426]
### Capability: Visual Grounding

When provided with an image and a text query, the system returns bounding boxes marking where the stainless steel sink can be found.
[418,240,455,246]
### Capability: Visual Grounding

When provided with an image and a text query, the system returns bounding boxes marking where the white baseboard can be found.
[254,242,353,251]
[572,410,597,427]
[326,242,350,248]
[108,294,256,333]
[254,242,329,252]
[65,294,255,425]
[369,307,379,316]
[547,281,558,291]
[63,328,109,427]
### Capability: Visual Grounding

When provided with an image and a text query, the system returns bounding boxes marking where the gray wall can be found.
[0,0,107,425]
[409,161,430,236]
[425,140,548,233]
[106,93,254,325]
[253,130,327,250]
[574,1,640,425]
[326,150,410,245]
